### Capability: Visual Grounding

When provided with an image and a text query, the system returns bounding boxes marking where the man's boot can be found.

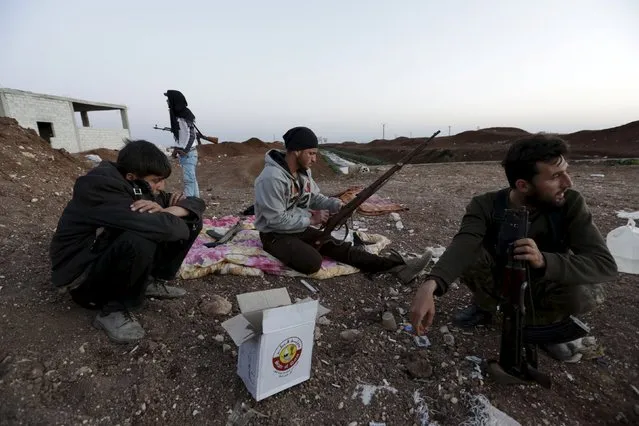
[145,278,187,299]
[453,304,493,328]
[387,251,433,284]
[93,309,145,344]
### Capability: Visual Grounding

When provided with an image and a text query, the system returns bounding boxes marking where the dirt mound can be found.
[78,148,119,162]
[198,139,284,158]
[562,120,639,157]
[0,117,89,243]
[195,141,336,190]
[327,120,639,164]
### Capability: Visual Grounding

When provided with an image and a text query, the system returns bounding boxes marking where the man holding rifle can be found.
[164,89,217,198]
[409,134,617,361]
[254,126,430,282]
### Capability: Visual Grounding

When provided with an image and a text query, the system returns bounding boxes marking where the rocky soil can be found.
[1,117,638,425]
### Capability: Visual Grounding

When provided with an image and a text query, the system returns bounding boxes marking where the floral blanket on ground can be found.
[178,215,391,280]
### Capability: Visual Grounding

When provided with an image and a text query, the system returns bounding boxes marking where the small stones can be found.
[406,351,433,379]
[443,334,455,346]
[317,316,331,326]
[75,366,92,377]
[200,295,232,316]
[340,329,361,342]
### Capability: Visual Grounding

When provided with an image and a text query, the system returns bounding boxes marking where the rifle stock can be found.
[199,135,219,144]
[315,130,440,247]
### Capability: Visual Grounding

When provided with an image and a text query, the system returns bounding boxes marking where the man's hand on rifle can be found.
[310,209,330,226]
[171,148,187,158]
[409,279,438,335]
[513,238,546,269]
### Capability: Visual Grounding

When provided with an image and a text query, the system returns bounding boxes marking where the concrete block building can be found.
[0,88,131,153]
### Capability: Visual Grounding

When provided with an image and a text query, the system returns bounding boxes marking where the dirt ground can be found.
[1,117,638,425]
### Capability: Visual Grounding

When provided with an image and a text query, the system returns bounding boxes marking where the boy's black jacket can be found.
[50,161,205,287]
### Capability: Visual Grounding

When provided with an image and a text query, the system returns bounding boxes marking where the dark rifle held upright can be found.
[486,207,590,389]
[314,130,440,248]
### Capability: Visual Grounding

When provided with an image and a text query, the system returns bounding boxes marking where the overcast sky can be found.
[1,0,638,144]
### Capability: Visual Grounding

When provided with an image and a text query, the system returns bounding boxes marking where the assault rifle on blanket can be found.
[152,124,219,144]
[486,207,590,389]
[204,222,243,248]
[314,130,441,248]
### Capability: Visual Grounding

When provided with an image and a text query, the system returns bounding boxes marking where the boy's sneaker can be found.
[145,279,187,299]
[93,310,145,344]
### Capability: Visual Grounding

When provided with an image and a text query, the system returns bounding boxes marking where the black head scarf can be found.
[164,90,195,141]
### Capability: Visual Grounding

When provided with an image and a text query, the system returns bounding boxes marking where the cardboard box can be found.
[222,287,329,401]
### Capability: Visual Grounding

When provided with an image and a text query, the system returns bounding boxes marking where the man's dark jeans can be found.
[259,227,401,275]
[70,221,202,312]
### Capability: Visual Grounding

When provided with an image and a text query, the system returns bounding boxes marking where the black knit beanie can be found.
[283,126,318,151]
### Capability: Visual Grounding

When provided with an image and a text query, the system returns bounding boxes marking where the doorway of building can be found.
[36,121,55,143]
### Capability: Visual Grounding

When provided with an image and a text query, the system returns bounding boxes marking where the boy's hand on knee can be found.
[131,200,164,213]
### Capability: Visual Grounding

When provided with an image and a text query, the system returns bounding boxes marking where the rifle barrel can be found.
[317,129,440,243]
[347,129,441,203]
[395,130,441,166]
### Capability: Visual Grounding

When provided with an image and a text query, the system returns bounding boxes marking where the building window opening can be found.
[36,122,55,143]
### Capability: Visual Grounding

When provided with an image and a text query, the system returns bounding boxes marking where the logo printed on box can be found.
[272,337,303,376]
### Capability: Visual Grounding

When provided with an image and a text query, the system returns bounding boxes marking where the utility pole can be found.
[448,126,451,136]
[382,123,386,139]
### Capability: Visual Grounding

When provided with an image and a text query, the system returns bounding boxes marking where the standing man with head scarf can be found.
[164,90,200,198]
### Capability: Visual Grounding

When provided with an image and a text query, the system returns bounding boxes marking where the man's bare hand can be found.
[171,148,186,158]
[310,209,330,225]
[131,200,164,213]
[409,280,438,335]
[169,192,186,206]
[513,238,545,269]
[163,206,189,217]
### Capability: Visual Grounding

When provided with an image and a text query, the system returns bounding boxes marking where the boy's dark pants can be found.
[461,248,605,325]
[259,227,402,275]
[70,222,202,312]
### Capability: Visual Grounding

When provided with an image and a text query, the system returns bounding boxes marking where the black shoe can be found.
[453,304,493,328]
[386,250,433,285]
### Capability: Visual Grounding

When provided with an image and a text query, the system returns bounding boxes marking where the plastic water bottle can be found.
[606,218,639,274]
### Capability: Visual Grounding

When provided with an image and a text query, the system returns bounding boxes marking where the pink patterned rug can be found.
[179,215,391,280]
